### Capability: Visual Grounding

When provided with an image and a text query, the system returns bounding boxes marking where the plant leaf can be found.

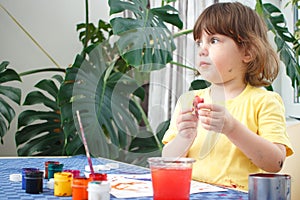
[257,3,300,95]
[16,75,64,156]
[109,0,182,71]
[23,91,57,110]
[17,129,64,156]
[58,41,162,165]
[0,97,15,127]
[189,79,211,90]
[0,61,21,143]
[0,85,21,105]
[77,20,112,46]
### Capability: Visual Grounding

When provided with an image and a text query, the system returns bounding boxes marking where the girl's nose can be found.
[198,45,208,56]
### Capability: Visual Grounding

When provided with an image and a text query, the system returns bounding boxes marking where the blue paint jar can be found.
[21,168,39,190]
[25,170,44,194]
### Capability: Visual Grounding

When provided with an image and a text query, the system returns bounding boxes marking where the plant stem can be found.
[173,29,193,38]
[19,68,66,76]
[170,61,197,71]
[0,3,61,68]
[84,0,89,49]
[131,96,163,150]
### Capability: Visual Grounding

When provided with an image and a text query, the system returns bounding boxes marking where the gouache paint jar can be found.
[87,181,110,200]
[25,170,44,194]
[45,161,59,179]
[54,172,73,196]
[72,176,90,200]
[89,173,107,181]
[48,163,63,179]
[64,169,81,178]
[22,168,39,189]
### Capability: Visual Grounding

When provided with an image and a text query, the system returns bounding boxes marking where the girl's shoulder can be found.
[242,85,283,103]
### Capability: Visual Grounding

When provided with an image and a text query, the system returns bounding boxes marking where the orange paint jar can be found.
[72,176,90,200]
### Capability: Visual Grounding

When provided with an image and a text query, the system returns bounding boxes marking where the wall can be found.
[281,122,300,200]
[0,0,109,156]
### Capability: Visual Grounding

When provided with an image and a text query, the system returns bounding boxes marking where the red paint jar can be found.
[89,173,107,181]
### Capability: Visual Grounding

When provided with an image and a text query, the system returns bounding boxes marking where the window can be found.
[278,0,300,119]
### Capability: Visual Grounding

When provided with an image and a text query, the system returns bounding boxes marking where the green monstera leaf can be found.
[109,0,183,71]
[256,2,300,94]
[77,19,113,47]
[58,40,163,166]
[15,75,65,156]
[0,61,21,144]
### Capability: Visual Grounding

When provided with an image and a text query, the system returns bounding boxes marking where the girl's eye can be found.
[211,38,219,44]
[196,41,203,47]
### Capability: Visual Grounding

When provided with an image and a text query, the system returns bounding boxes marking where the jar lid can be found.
[10,174,22,182]
[25,170,44,178]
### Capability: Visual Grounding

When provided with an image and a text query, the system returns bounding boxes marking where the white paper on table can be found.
[108,174,153,198]
[107,174,227,198]
[190,180,227,193]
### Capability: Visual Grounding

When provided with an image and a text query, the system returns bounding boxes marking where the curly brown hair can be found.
[193,2,279,87]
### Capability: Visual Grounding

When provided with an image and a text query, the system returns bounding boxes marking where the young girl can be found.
[162,2,293,191]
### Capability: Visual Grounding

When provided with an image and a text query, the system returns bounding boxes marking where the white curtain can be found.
[148,0,208,132]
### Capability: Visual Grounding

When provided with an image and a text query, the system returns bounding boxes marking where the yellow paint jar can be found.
[54,172,73,196]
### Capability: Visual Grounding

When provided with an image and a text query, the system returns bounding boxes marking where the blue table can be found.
[0,155,248,199]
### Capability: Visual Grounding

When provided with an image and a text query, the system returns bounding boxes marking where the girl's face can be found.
[196,31,248,85]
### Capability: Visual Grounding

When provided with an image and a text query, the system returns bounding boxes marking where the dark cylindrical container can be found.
[25,170,44,194]
[248,173,291,200]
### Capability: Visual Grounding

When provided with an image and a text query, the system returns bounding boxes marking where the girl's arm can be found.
[198,103,286,172]
[162,108,198,157]
[225,118,286,172]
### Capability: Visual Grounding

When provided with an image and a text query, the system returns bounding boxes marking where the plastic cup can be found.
[148,157,195,200]
[248,173,291,200]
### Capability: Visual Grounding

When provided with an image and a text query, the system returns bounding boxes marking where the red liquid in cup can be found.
[151,167,192,200]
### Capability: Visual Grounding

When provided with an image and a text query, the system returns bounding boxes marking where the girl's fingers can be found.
[198,109,211,117]
[177,109,198,123]
[177,121,198,131]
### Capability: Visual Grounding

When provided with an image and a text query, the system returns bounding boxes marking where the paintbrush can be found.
[76,110,95,179]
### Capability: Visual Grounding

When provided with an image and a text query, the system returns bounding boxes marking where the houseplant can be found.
[0,0,299,166]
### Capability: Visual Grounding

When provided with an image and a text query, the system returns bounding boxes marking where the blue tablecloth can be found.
[0,155,248,199]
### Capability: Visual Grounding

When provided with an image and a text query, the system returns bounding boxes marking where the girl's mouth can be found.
[199,61,210,67]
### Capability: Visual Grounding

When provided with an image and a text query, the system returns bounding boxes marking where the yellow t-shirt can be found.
[162,84,293,191]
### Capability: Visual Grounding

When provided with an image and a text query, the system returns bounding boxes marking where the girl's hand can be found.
[176,108,199,139]
[197,103,235,135]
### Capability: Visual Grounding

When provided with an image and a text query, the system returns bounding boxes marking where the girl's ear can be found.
[242,48,253,63]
